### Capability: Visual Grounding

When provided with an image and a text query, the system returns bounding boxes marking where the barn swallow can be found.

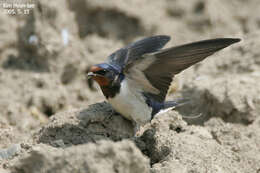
[87,35,240,131]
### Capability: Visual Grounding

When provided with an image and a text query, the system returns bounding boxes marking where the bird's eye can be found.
[95,69,107,76]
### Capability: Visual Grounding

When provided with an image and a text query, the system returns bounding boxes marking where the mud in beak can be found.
[87,71,104,79]
[87,72,95,79]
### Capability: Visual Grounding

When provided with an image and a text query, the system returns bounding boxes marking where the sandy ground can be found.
[0,0,260,172]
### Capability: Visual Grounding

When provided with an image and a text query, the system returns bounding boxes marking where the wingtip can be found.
[229,38,241,43]
[199,37,241,48]
[219,38,241,45]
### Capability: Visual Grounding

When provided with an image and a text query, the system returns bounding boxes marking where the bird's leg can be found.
[104,108,119,123]
[109,108,115,117]
[104,109,114,122]
[105,108,127,127]
[107,108,121,117]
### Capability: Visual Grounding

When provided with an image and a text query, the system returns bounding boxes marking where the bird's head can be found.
[87,63,119,87]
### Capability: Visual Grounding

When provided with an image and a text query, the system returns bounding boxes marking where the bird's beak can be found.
[87,72,95,79]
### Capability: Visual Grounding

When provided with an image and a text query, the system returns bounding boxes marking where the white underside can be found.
[107,78,152,125]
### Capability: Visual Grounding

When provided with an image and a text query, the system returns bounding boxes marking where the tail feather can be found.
[163,99,203,119]
[163,98,190,109]
[151,98,190,119]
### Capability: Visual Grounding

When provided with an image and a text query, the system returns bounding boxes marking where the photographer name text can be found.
[2,2,35,15]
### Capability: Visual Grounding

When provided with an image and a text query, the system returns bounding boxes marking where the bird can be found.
[87,35,240,132]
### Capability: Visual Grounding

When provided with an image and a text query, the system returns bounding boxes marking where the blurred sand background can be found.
[0,0,260,172]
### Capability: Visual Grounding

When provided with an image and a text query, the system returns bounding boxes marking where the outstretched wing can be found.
[107,35,170,72]
[126,38,241,102]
